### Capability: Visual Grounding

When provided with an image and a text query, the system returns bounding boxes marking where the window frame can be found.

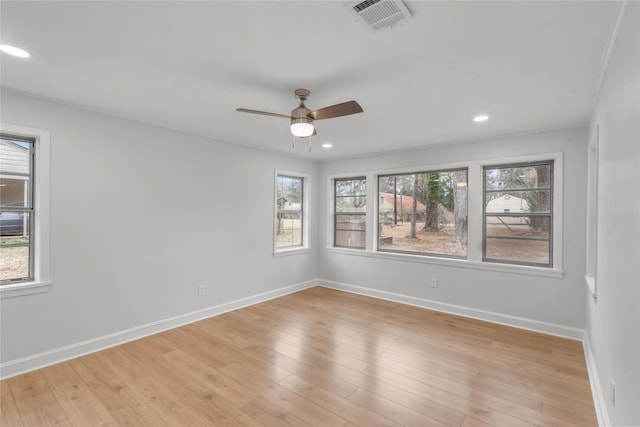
[0,134,36,284]
[0,123,51,298]
[333,176,367,250]
[376,168,469,259]
[326,153,564,278]
[482,160,554,268]
[273,170,311,256]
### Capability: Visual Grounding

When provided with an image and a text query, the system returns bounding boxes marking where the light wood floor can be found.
[1,287,597,426]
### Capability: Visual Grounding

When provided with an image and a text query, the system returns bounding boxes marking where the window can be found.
[275,173,307,251]
[1,123,51,298]
[483,161,553,267]
[1,134,35,284]
[334,177,366,249]
[377,169,468,258]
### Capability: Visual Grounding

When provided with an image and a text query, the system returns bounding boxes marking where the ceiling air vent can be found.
[347,0,412,31]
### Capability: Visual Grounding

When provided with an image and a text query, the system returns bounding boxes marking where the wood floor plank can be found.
[240,395,308,427]
[363,354,475,399]
[1,380,23,427]
[6,371,72,426]
[69,354,171,426]
[469,390,577,427]
[40,361,116,426]
[0,287,597,426]
[254,382,349,427]
[348,387,450,427]
[278,373,402,427]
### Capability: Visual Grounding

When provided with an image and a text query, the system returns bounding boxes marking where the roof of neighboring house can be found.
[380,193,426,212]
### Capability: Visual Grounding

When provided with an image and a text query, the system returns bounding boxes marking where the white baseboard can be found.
[317,279,585,340]
[1,279,588,381]
[583,335,610,427]
[0,280,316,380]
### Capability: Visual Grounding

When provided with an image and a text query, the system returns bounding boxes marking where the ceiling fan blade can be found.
[308,101,363,120]
[236,108,292,119]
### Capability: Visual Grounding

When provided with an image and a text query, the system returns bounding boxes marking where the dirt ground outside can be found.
[379,223,550,264]
[379,223,467,256]
[0,244,29,281]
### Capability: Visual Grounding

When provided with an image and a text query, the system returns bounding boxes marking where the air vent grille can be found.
[348,0,412,31]
[353,0,381,13]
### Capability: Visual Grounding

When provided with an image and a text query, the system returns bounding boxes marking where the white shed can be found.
[486,194,530,224]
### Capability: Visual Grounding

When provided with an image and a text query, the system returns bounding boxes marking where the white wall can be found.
[0,91,319,370]
[319,126,588,332]
[587,2,640,425]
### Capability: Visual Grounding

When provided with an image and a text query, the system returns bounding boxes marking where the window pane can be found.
[336,214,366,248]
[0,178,30,208]
[336,178,366,197]
[336,196,366,212]
[485,191,551,213]
[485,164,552,190]
[0,211,30,237]
[0,138,32,208]
[0,210,31,281]
[276,175,302,211]
[276,211,302,248]
[0,245,30,281]
[485,216,550,238]
[485,238,550,265]
[377,169,467,257]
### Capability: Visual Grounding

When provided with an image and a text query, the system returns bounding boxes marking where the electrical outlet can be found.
[197,285,206,296]
[611,379,615,407]
[431,278,438,288]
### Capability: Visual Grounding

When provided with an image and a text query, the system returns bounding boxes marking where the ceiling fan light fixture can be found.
[290,117,315,137]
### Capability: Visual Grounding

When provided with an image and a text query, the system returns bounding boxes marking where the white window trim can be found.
[273,169,311,257]
[585,127,598,300]
[326,152,564,278]
[1,123,51,299]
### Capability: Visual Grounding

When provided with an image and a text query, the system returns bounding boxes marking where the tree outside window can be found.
[378,169,468,258]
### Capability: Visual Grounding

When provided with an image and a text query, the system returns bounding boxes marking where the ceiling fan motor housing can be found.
[291,89,314,130]
[290,91,314,137]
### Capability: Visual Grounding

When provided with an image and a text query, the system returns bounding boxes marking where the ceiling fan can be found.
[236,89,363,139]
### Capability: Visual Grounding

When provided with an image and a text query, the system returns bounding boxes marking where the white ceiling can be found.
[0,1,620,160]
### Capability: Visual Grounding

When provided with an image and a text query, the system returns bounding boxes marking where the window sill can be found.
[327,247,564,278]
[273,247,312,258]
[0,280,52,299]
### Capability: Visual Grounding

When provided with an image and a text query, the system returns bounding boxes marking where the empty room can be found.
[0,1,638,426]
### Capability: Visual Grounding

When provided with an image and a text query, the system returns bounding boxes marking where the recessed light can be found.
[473,115,489,123]
[0,44,31,58]
[322,143,333,149]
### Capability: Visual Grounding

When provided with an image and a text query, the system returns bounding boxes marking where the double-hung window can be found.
[0,134,35,284]
[483,161,554,267]
[275,172,308,251]
[334,177,366,249]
